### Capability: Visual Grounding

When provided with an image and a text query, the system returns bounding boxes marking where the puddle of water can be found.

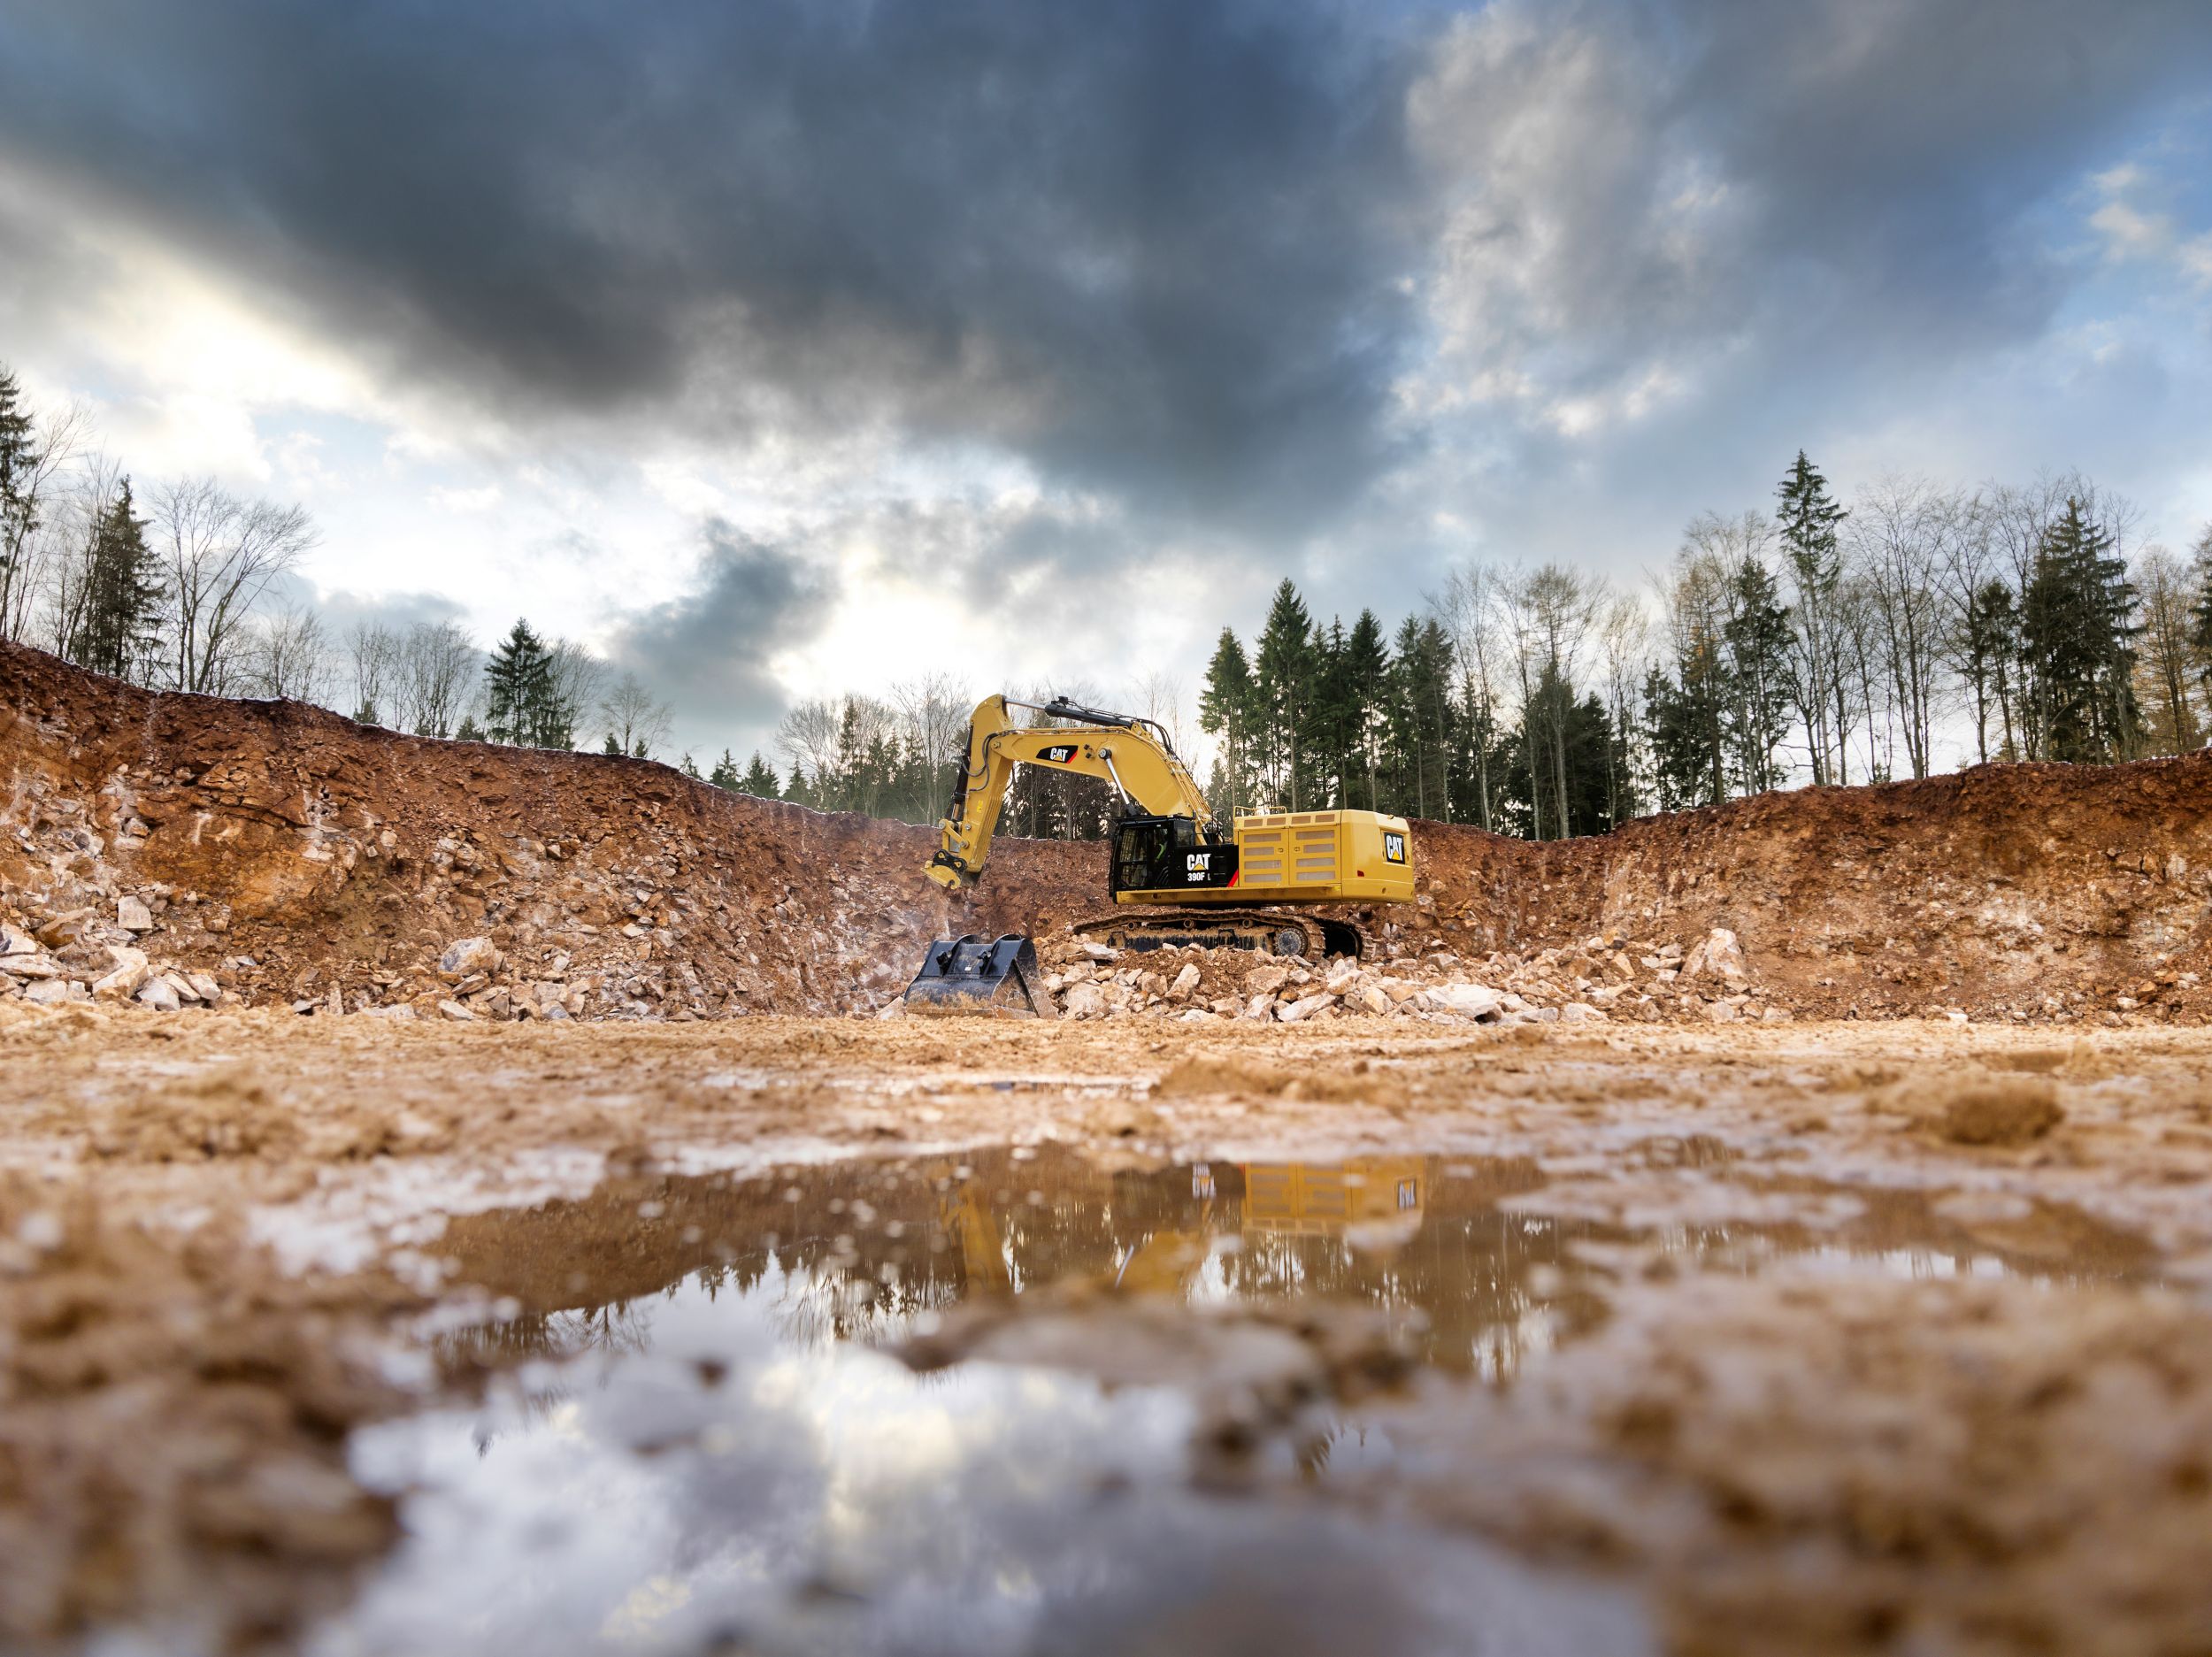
[314,1147,2154,1656]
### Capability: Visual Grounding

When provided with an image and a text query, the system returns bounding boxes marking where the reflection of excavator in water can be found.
[905,694,1415,1015]
[932,1157,1428,1300]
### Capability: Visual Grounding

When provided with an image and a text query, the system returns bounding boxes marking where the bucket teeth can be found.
[902,933,1054,1017]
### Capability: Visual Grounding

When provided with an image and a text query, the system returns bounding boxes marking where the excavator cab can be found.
[1110,815,1239,897]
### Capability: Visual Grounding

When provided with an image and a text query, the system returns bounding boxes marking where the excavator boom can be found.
[926,694,1215,892]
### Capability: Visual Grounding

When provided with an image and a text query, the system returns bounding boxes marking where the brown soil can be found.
[7,645,2212,1653]
[8,640,2212,1024]
[5,1011,2212,1652]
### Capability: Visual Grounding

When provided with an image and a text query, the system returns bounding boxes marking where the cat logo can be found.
[1039,744,1079,763]
[1185,851,1211,881]
[1383,830,1408,864]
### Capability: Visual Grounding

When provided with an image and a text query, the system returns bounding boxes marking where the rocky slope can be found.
[4,640,2210,1025]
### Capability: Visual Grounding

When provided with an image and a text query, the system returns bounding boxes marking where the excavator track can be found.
[1071,909,1380,961]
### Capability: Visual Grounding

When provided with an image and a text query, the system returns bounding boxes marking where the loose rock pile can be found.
[0,789,234,1013]
[1035,924,1786,1026]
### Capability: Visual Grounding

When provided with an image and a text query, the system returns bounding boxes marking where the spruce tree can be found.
[68,479,164,680]
[1724,554,1793,794]
[602,732,623,756]
[1341,610,1390,810]
[1253,581,1315,809]
[1309,618,1354,807]
[455,713,486,742]
[1386,616,1454,821]
[1198,627,1257,821]
[1959,577,2023,763]
[740,752,782,797]
[482,620,554,745]
[2186,526,2212,726]
[1776,451,1848,784]
[0,368,41,602]
[708,749,740,789]
[2022,498,2139,762]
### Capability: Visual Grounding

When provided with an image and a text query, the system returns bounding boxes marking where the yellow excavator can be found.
[904,693,1414,1014]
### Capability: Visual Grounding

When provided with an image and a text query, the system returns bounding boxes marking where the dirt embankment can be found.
[5,640,2211,1024]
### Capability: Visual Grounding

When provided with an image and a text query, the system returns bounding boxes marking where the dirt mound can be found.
[6,640,2212,1024]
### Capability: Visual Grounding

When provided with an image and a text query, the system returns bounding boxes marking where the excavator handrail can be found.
[1004,694,1182,757]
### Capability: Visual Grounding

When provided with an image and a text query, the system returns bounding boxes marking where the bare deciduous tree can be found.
[600,671,674,757]
[773,697,845,786]
[1430,561,1509,831]
[395,620,478,737]
[1850,478,1950,779]
[36,452,125,664]
[0,396,91,644]
[892,671,973,779]
[546,640,606,748]
[2133,545,2199,755]
[342,620,401,724]
[150,479,316,694]
[244,604,334,703]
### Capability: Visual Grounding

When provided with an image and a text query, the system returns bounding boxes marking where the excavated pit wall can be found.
[4,640,2210,1023]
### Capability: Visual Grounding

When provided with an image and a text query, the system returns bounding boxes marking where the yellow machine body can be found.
[1115,809,1414,908]
[905,692,1417,1001]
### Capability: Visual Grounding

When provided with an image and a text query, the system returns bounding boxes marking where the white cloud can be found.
[430,483,503,513]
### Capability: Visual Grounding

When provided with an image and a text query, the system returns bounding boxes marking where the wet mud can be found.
[5,1012,2212,1653]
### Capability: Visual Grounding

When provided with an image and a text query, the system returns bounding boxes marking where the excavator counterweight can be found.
[900,693,1414,1014]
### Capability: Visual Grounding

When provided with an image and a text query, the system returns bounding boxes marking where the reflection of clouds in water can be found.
[321,1270,1650,1657]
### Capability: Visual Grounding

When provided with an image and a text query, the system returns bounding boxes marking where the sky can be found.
[3,0,2210,764]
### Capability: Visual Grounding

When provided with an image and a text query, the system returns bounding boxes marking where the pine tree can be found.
[2022,498,2139,763]
[1309,618,1355,807]
[1385,616,1455,821]
[2185,526,2212,729]
[67,479,164,680]
[482,620,554,746]
[1198,627,1258,821]
[680,752,703,780]
[0,368,41,604]
[455,713,486,742]
[708,749,740,789]
[1340,609,1390,810]
[1724,554,1793,794]
[1254,580,1315,809]
[602,732,622,756]
[1960,578,2023,763]
[1776,451,1849,784]
[740,752,782,797]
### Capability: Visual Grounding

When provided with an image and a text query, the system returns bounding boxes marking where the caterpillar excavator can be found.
[903,693,1414,1016]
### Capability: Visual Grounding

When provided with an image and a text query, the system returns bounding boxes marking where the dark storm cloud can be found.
[1406,0,2212,410]
[0,0,1418,527]
[4,0,2208,655]
[603,524,837,735]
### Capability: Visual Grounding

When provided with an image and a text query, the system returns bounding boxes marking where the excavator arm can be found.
[926,694,1215,892]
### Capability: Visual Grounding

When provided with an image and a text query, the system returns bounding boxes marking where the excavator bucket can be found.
[902,932,1055,1018]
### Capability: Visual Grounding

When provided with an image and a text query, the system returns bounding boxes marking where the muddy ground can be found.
[6,1007,2211,1654]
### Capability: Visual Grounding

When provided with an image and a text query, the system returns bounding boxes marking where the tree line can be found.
[0,364,695,763]
[11,360,2211,840]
